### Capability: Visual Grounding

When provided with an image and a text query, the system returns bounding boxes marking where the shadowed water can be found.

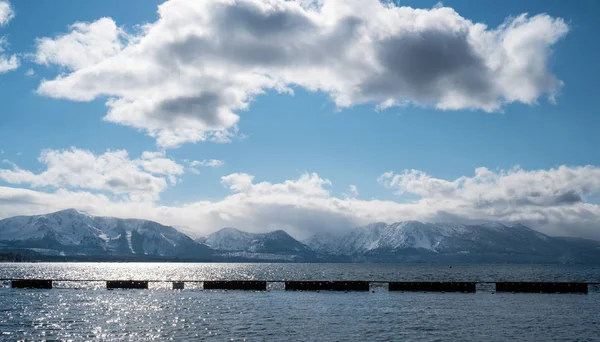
[1,263,599,341]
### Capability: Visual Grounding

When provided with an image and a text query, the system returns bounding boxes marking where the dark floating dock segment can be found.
[495,282,588,294]
[12,279,53,289]
[389,282,476,293]
[203,281,267,291]
[3,279,596,294]
[106,280,149,289]
[285,281,370,292]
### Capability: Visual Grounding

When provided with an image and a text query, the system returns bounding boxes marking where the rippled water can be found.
[1,263,599,341]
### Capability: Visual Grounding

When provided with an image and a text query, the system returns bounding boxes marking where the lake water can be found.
[1,263,599,341]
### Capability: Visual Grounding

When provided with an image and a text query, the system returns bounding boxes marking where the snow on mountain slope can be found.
[0,209,99,245]
[3,211,598,263]
[197,228,313,255]
[301,231,342,253]
[316,221,446,255]
[196,227,256,251]
[0,209,211,257]
[304,221,600,263]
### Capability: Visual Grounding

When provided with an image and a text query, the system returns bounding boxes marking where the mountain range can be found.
[303,221,600,263]
[0,209,211,259]
[1,209,599,263]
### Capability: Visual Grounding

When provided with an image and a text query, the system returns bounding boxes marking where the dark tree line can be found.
[0,252,30,262]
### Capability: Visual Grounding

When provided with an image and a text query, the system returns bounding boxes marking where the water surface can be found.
[1,263,599,341]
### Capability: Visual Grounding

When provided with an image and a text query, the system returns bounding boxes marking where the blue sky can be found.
[0,0,599,239]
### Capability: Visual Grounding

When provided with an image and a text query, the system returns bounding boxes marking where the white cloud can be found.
[140,151,185,177]
[0,52,18,73]
[1,164,599,240]
[35,17,126,70]
[346,184,359,198]
[35,0,568,148]
[0,5,18,74]
[188,159,224,168]
[0,1,13,26]
[378,166,600,237]
[0,148,185,201]
[378,169,458,198]
[140,151,165,159]
[24,68,35,77]
[378,166,600,207]
[186,158,224,174]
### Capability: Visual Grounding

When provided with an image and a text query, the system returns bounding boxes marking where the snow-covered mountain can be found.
[2,211,598,263]
[196,227,257,251]
[197,227,315,261]
[0,209,211,258]
[304,221,600,263]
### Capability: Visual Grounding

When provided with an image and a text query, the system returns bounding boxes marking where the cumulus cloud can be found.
[0,148,185,201]
[34,17,126,69]
[0,49,17,73]
[0,1,18,74]
[34,0,568,147]
[1,163,599,240]
[137,151,184,185]
[378,166,600,207]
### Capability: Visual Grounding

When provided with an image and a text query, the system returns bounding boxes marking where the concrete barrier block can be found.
[12,279,53,289]
[203,280,267,291]
[495,282,588,294]
[389,282,476,293]
[285,281,370,292]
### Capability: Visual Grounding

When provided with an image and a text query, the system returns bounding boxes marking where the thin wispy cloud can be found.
[0,1,18,74]
[185,159,224,174]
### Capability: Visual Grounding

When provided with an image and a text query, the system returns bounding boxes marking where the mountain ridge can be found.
[304,221,600,263]
[197,227,316,261]
[1,209,599,263]
[0,209,212,258]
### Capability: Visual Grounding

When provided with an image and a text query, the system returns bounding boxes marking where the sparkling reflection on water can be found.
[0,263,599,341]
[2,262,600,282]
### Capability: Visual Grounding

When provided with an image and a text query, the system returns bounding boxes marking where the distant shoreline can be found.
[1,255,598,265]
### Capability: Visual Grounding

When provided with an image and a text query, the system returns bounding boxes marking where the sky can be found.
[0,0,599,240]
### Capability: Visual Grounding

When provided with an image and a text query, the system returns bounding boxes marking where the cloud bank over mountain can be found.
[1,150,599,240]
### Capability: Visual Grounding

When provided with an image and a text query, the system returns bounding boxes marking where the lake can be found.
[1,263,599,341]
